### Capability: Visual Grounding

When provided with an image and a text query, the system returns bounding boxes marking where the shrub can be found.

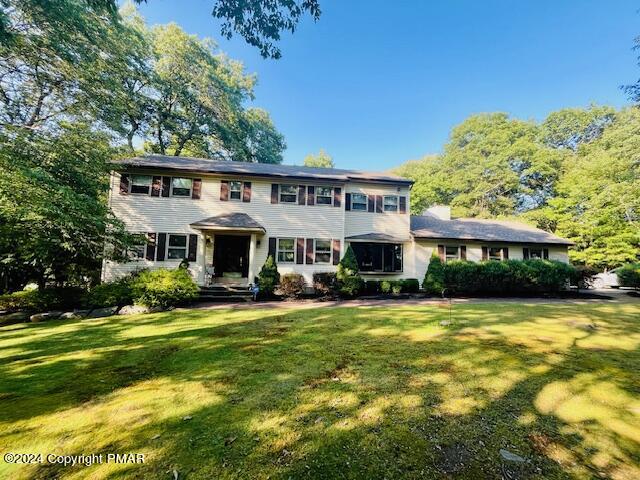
[570,265,599,290]
[422,253,445,295]
[401,278,420,293]
[131,268,198,308]
[0,287,85,312]
[278,273,306,298]
[336,245,364,297]
[313,272,338,296]
[380,280,392,294]
[391,282,402,294]
[83,276,135,308]
[257,255,280,297]
[363,280,381,295]
[617,263,640,289]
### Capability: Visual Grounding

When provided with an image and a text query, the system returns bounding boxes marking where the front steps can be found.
[198,284,254,303]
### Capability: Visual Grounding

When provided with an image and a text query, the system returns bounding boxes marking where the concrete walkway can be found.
[189,288,638,311]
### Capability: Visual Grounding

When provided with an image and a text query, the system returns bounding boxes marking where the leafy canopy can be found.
[303,149,334,168]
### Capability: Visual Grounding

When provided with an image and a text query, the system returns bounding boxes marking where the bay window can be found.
[351,242,402,273]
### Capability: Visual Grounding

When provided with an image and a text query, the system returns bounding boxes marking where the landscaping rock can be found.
[2,311,30,323]
[73,309,91,318]
[60,311,80,320]
[85,306,119,319]
[500,448,527,463]
[118,305,149,315]
[30,311,63,323]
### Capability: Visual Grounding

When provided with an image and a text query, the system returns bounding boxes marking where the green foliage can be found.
[400,278,420,293]
[303,149,334,168]
[312,272,338,296]
[336,245,363,297]
[83,276,135,308]
[0,287,86,313]
[617,263,640,289]
[422,254,445,295]
[257,255,280,296]
[569,265,599,291]
[131,268,198,308]
[442,260,575,296]
[380,280,392,294]
[278,273,306,299]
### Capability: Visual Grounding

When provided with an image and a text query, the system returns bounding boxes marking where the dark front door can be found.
[214,235,250,278]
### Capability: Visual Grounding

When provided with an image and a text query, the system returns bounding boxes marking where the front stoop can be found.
[198,285,253,303]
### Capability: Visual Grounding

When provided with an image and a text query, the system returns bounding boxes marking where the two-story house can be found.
[102,155,572,287]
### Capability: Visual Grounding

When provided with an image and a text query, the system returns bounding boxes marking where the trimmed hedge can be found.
[363,278,420,295]
[131,268,198,308]
[0,287,86,312]
[83,275,135,308]
[426,259,575,296]
[279,273,306,299]
[313,272,338,296]
[617,263,640,289]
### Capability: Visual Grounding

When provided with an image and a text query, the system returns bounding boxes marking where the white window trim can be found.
[129,174,152,195]
[444,246,460,262]
[229,180,242,201]
[277,238,295,263]
[279,184,298,203]
[351,193,368,211]
[488,247,504,261]
[314,239,332,264]
[528,247,544,259]
[171,178,193,198]
[383,195,399,212]
[167,234,188,260]
[315,186,334,206]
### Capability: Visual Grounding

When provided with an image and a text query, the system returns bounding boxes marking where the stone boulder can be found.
[30,311,63,323]
[0,311,31,325]
[85,306,119,319]
[118,305,149,315]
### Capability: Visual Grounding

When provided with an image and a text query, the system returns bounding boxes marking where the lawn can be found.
[0,301,639,479]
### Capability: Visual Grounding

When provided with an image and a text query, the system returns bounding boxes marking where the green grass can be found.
[0,301,639,479]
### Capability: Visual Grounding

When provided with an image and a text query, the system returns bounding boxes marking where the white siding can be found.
[344,183,410,238]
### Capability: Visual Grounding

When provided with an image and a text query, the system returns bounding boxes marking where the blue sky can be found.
[135,0,639,170]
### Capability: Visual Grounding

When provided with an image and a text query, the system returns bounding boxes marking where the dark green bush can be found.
[569,265,599,290]
[131,268,198,308]
[313,272,338,296]
[339,275,364,298]
[400,278,420,293]
[336,245,364,297]
[0,287,86,312]
[380,280,392,294]
[278,273,306,298]
[363,280,381,295]
[617,263,640,289]
[422,253,445,295]
[83,276,135,308]
[440,259,575,296]
[257,255,280,297]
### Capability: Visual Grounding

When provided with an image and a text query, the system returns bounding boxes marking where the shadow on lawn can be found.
[1,303,639,479]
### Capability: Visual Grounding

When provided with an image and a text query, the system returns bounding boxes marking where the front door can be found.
[213,235,250,278]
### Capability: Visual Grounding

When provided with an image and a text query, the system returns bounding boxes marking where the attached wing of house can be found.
[102,154,572,287]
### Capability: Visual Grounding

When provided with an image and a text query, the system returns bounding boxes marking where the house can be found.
[102,155,572,287]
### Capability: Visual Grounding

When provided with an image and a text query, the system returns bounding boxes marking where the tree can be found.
[303,149,334,168]
[422,253,445,295]
[540,105,615,150]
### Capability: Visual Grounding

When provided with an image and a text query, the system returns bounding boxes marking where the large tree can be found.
[303,148,334,168]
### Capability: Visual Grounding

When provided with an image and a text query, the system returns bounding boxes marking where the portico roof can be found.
[345,233,411,243]
[190,213,266,233]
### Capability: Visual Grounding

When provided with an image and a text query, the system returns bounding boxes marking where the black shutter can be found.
[481,246,488,261]
[375,195,383,213]
[192,179,202,199]
[368,195,375,212]
[296,238,304,264]
[399,196,407,214]
[271,184,279,204]
[298,185,306,205]
[333,187,342,208]
[543,248,549,260]
[151,176,162,197]
[437,245,445,259]
[220,180,229,201]
[161,177,171,197]
[243,182,251,202]
[460,245,467,260]
[306,238,314,264]
[119,174,130,195]
[307,186,315,205]
[268,237,277,259]
[188,234,198,261]
[502,247,509,260]
[345,193,351,211]
[332,240,341,265]
[523,247,530,260]
[146,233,157,261]
[156,233,166,261]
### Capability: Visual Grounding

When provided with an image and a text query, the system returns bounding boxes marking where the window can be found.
[351,193,367,211]
[277,238,295,263]
[279,184,297,203]
[171,178,192,197]
[130,175,152,195]
[489,247,503,261]
[316,186,333,205]
[229,181,242,200]
[129,244,145,260]
[315,239,332,264]
[167,234,187,259]
[383,195,398,212]
[528,247,543,259]
[351,243,403,272]
[445,246,459,262]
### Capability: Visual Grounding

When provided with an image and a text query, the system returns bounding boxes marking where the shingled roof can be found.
[113,154,413,186]
[190,213,265,232]
[410,215,573,245]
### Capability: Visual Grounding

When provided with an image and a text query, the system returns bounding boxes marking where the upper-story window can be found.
[277,238,295,263]
[314,239,332,264]
[229,181,242,200]
[130,175,152,195]
[445,246,459,262]
[316,187,333,205]
[383,195,398,212]
[171,178,192,197]
[351,193,368,211]
[279,185,297,203]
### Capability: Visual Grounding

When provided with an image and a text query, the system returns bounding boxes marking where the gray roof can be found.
[190,213,265,232]
[410,215,573,245]
[113,154,413,186]
[346,233,411,243]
